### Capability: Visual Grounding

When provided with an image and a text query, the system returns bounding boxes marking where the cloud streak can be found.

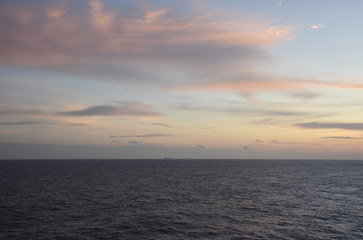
[110,134,172,138]
[177,101,312,117]
[271,139,320,145]
[183,78,307,92]
[0,108,45,116]
[0,120,56,126]
[321,136,363,140]
[59,102,162,118]
[140,122,171,127]
[310,24,325,29]
[297,122,363,131]
[290,92,321,100]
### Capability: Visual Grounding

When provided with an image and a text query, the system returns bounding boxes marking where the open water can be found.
[0,159,362,239]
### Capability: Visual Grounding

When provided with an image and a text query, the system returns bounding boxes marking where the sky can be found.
[1,0,363,159]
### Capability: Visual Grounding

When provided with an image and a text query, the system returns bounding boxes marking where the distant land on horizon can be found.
[0,143,362,160]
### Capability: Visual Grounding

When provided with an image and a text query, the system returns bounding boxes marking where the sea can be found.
[0,159,362,240]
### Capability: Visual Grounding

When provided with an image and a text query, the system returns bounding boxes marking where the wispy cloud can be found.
[59,102,162,118]
[197,144,206,149]
[180,74,363,93]
[110,134,172,138]
[321,136,363,140]
[0,108,45,116]
[0,120,89,126]
[70,123,89,126]
[290,91,321,100]
[177,101,312,117]
[140,122,171,127]
[0,120,56,126]
[183,78,308,92]
[271,139,320,145]
[297,122,363,131]
[310,24,325,29]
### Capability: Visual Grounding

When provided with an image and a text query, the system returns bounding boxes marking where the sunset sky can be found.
[1,0,363,159]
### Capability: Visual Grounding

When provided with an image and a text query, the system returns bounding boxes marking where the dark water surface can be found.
[0,159,362,239]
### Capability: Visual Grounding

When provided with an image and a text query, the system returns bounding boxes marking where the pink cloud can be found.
[0,0,293,70]
[180,75,363,92]
[186,79,304,92]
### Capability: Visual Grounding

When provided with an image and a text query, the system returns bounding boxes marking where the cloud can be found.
[128,141,142,144]
[1,102,160,119]
[297,122,363,131]
[59,102,162,118]
[0,108,45,116]
[321,136,363,140]
[2,1,362,96]
[177,101,311,117]
[180,73,363,93]
[197,144,205,149]
[255,139,263,143]
[0,0,293,85]
[243,146,249,150]
[183,77,308,92]
[70,123,89,126]
[271,139,320,145]
[290,91,321,100]
[0,120,89,126]
[140,122,171,127]
[110,134,172,138]
[0,120,56,126]
[310,24,325,29]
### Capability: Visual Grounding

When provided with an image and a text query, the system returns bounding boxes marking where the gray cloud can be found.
[321,136,363,140]
[291,92,321,100]
[178,103,310,117]
[243,146,249,150]
[0,109,44,116]
[59,103,162,118]
[297,122,363,131]
[70,123,89,126]
[146,44,267,70]
[129,141,142,144]
[255,139,263,143]
[0,120,56,126]
[140,122,171,127]
[110,134,172,138]
[1,103,160,119]
[272,139,320,145]
[197,144,205,149]
[262,110,307,116]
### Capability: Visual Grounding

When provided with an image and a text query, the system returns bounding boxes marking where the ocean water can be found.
[0,159,362,240]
